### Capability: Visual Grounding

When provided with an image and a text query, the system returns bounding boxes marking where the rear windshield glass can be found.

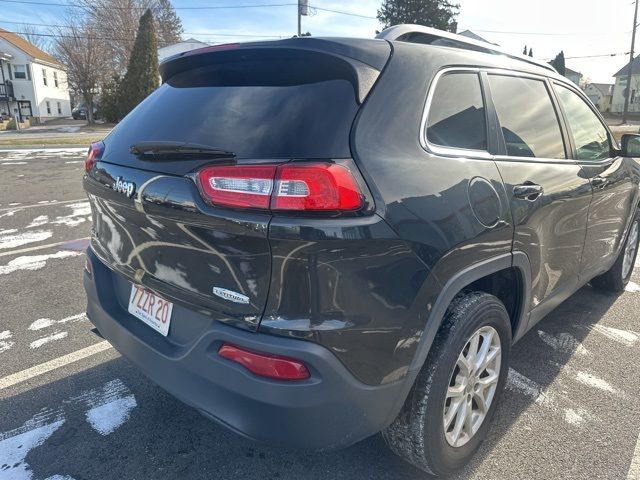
[107,51,360,159]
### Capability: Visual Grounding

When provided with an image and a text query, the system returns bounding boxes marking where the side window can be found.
[554,84,611,161]
[488,75,565,159]
[426,72,487,151]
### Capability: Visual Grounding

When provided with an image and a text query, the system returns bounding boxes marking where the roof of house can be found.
[0,28,62,67]
[590,83,613,95]
[458,29,499,46]
[564,66,582,77]
[614,54,640,77]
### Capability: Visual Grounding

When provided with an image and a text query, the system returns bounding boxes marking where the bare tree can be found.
[52,21,106,123]
[17,24,53,53]
[75,0,182,72]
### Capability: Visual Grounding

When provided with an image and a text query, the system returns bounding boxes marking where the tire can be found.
[383,291,512,477]
[591,212,640,293]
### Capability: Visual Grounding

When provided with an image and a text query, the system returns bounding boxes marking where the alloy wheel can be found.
[443,325,502,448]
[622,220,639,280]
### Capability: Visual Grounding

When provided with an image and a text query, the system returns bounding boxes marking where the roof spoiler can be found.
[376,25,557,73]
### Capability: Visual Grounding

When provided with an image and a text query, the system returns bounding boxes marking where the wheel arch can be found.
[407,251,531,376]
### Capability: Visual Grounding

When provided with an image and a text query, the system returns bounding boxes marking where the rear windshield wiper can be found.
[130,141,234,157]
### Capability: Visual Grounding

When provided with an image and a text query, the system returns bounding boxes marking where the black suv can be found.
[82,25,640,476]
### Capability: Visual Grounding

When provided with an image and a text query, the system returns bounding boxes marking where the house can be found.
[610,55,640,114]
[583,83,613,113]
[158,38,209,63]
[564,66,583,86]
[0,28,71,122]
[458,30,497,45]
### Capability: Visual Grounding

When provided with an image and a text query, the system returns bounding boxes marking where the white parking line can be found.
[0,198,86,212]
[629,432,640,479]
[0,341,113,391]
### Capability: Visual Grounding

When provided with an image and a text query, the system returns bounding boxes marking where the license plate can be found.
[128,284,173,336]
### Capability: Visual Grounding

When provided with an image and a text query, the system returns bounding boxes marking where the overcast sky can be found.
[1,0,636,83]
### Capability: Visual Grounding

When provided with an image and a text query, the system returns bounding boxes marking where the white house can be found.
[158,38,209,63]
[0,28,71,122]
[611,55,640,114]
[584,83,613,113]
[564,66,583,86]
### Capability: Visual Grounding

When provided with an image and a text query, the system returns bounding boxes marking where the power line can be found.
[0,20,284,38]
[0,0,298,9]
[474,28,632,37]
[311,6,376,19]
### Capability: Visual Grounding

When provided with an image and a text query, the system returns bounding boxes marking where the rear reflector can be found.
[218,343,310,380]
[86,141,104,173]
[197,162,364,212]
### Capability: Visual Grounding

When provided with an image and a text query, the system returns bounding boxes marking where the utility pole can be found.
[623,0,639,124]
[297,0,308,37]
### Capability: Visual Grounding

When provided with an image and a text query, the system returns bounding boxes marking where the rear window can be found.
[108,51,361,159]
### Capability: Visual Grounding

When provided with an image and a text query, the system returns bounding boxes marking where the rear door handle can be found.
[591,176,608,189]
[513,183,544,201]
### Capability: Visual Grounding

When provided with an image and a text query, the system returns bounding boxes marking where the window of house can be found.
[57,102,62,114]
[488,75,565,159]
[426,72,487,151]
[13,65,27,80]
[46,101,51,115]
[554,84,611,161]
[42,68,47,86]
[53,71,58,87]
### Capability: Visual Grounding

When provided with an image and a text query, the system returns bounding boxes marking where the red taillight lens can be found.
[197,162,364,212]
[198,165,276,209]
[272,163,362,211]
[86,141,104,173]
[218,343,310,380]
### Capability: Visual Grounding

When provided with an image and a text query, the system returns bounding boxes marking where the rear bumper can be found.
[84,248,410,450]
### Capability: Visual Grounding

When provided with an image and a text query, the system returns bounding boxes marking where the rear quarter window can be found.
[426,72,487,151]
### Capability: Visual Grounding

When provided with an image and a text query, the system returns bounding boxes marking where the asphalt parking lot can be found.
[0,148,639,480]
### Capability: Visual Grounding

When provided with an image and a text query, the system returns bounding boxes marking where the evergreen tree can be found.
[551,51,566,75]
[119,9,159,117]
[377,0,459,31]
[155,0,183,48]
[528,48,533,57]
[99,74,123,123]
[523,45,527,55]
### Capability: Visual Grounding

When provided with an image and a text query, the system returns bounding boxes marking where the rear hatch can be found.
[84,38,390,332]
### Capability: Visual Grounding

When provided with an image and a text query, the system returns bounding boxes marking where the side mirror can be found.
[621,134,640,157]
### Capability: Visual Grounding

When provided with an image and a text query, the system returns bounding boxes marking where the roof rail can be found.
[376,25,557,73]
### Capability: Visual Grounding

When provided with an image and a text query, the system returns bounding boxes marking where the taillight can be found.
[218,343,310,380]
[197,162,364,212]
[86,141,104,173]
[198,165,276,209]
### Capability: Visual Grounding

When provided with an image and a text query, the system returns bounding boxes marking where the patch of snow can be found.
[65,160,83,164]
[1,161,27,165]
[537,330,589,355]
[29,313,86,331]
[0,330,13,354]
[575,371,617,393]
[0,415,65,480]
[30,331,68,349]
[0,230,52,250]
[506,368,554,407]
[625,281,640,292]
[564,408,584,426]
[589,324,638,347]
[74,379,137,435]
[0,229,17,235]
[0,250,82,275]
[50,202,90,227]
[86,395,137,435]
[26,215,49,228]
[0,210,20,219]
